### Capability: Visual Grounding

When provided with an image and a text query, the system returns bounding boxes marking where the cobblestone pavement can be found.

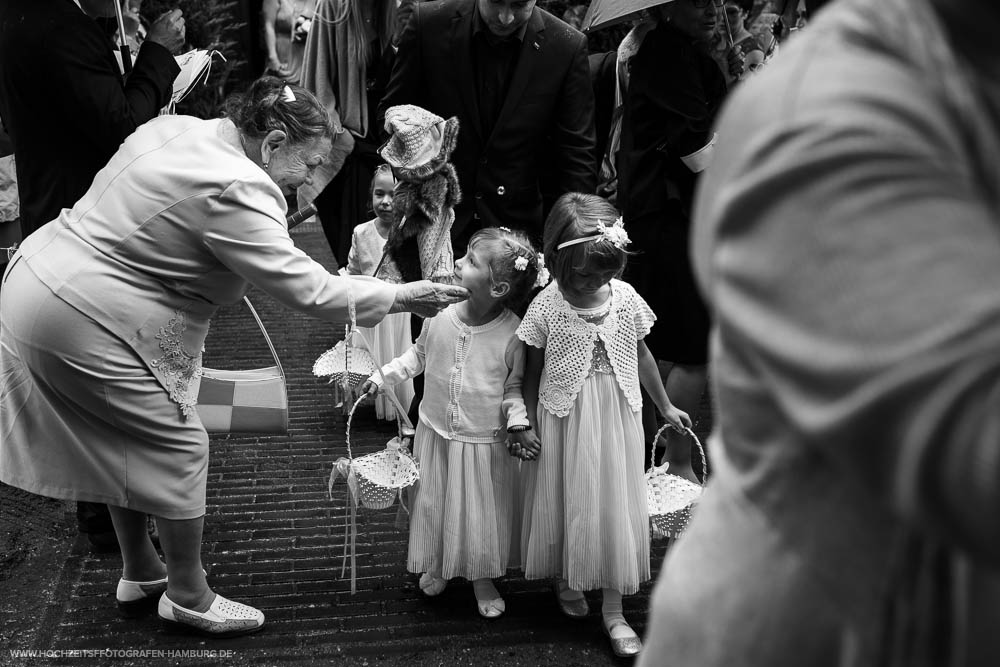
[0,221,713,666]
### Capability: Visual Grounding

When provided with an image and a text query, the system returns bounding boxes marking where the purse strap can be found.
[242,296,285,379]
[648,423,708,484]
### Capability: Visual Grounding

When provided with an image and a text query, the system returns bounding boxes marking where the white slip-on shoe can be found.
[158,593,264,637]
[116,577,168,618]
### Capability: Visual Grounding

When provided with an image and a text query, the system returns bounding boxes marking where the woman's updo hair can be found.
[468,227,542,315]
[543,192,628,288]
[225,76,335,145]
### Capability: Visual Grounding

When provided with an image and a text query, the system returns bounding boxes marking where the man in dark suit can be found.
[379,0,597,248]
[0,0,183,551]
[0,0,184,242]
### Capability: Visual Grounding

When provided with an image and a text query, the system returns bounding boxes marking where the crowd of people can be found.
[3,0,1000,664]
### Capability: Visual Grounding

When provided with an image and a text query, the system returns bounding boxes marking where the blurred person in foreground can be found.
[0,77,467,637]
[639,0,1000,665]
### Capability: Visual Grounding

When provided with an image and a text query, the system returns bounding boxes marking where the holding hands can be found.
[507,426,541,461]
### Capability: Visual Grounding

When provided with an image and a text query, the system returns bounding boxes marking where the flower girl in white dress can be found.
[514,193,691,658]
[344,163,413,420]
[361,227,544,619]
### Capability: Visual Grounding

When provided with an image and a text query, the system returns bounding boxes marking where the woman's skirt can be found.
[407,423,519,581]
[0,260,209,519]
[520,372,650,594]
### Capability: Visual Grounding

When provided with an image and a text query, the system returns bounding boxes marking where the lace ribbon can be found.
[328,457,359,594]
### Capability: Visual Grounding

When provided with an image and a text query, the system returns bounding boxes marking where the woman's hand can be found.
[390,280,469,318]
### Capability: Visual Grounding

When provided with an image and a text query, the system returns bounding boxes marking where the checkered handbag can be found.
[196,297,288,434]
[646,424,708,539]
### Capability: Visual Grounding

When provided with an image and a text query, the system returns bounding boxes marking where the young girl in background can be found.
[515,193,691,658]
[361,227,543,618]
[345,163,413,421]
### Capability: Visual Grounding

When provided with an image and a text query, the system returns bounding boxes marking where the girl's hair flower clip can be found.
[514,256,529,271]
[601,216,631,249]
[555,215,631,250]
[534,254,550,287]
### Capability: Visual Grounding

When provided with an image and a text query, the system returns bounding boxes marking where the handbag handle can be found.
[242,296,285,380]
[648,423,708,484]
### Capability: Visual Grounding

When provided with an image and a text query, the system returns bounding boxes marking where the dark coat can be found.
[617,22,726,364]
[617,22,726,223]
[0,0,178,239]
[379,0,597,248]
[589,50,616,171]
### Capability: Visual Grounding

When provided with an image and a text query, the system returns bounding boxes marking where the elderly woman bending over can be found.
[0,76,466,637]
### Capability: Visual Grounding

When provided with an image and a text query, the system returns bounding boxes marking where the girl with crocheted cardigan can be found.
[514,193,691,659]
[360,227,544,619]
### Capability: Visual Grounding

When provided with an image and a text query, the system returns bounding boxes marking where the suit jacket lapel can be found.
[486,9,545,149]
[451,6,482,144]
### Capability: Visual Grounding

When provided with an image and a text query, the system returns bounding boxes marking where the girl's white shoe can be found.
[158,593,264,637]
[473,578,505,619]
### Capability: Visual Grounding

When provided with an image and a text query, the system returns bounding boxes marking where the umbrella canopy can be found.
[580,0,674,32]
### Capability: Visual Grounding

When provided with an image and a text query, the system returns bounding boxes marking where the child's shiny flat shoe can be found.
[602,618,642,658]
[158,593,264,637]
[116,576,168,618]
[476,596,505,619]
[419,572,448,597]
[553,580,589,618]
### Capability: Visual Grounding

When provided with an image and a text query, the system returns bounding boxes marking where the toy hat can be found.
[379,105,459,180]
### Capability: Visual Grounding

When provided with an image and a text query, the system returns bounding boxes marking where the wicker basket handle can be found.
[348,326,414,429]
[648,423,708,484]
[241,296,285,380]
[343,392,412,463]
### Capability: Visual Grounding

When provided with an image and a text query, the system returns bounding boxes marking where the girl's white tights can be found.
[473,577,501,602]
[602,588,635,638]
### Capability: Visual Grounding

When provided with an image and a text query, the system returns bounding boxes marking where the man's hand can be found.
[147,8,186,55]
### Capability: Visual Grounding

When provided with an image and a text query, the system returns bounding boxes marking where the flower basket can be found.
[645,424,708,539]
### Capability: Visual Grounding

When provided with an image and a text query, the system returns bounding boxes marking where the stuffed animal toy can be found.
[376,104,461,284]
